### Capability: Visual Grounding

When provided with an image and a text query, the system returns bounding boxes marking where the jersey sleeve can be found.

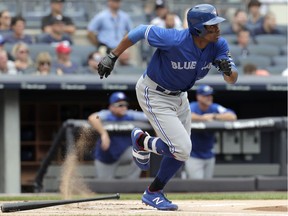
[127,110,148,121]
[97,110,110,120]
[145,25,181,50]
[213,103,236,114]
[213,37,237,72]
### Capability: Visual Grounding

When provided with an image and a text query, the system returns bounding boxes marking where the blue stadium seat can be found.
[266,65,286,75]
[29,44,55,61]
[280,46,287,55]
[249,44,281,57]
[222,35,237,44]
[0,0,19,17]
[272,55,287,66]
[238,55,272,69]
[255,34,287,47]
[63,1,89,29]
[21,0,51,29]
[70,45,97,66]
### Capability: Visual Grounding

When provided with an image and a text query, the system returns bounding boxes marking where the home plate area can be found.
[1,200,287,216]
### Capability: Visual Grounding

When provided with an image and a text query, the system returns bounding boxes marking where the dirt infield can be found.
[1,200,287,216]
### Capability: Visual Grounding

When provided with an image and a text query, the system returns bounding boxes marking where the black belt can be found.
[156,85,181,96]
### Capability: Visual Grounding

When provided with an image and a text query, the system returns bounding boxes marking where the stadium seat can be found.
[249,44,281,57]
[21,0,51,29]
[222,35,237,44]
[265,65,286,75]
[3,43,14,56]
[70,45,97,66]
[271,55,287,66]
[280,46,287,55]
[0,0,19,17]
[237,55,272,69]
[29,44,55,61]
[255,35,287,47]
[63,1,89,29]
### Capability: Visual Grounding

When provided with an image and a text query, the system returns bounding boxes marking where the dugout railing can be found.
[34,117,287,193]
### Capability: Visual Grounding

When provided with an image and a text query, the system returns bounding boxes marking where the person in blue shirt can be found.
[97,4,238,211]
[87,0,132,52]
[88,91,148,180]
[4,16,33,45]
[185,84,237,179]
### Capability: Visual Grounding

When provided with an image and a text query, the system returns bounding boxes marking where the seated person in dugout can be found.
[185,85,237,179]
[88,91,148,179]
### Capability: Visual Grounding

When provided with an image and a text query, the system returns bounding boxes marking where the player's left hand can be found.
[215,59,232,76]
[98,52,118,79]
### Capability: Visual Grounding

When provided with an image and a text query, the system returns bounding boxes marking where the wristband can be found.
[108,52,118,62]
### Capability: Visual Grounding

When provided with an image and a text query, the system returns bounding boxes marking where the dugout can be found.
[0,74,287,193]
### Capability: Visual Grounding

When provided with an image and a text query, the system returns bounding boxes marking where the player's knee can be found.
[174,139,192,161]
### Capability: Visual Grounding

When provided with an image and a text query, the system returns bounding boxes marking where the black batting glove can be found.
[98,52,118,79]
[215,59,232,76]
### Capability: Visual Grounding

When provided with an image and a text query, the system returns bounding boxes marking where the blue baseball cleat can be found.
[142,188,178,211]
[131,128,150,171]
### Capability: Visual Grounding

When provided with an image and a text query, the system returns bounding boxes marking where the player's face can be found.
[203,24,220,42]
[197,94,213,107]
[110,101,128,117]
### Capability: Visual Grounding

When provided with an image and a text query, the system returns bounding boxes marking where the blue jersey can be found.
[190,102,235,159]
[128,25,237,92]
[94,110,147,164]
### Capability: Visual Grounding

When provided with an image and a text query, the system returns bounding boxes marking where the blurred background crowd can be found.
[0,0,286,76]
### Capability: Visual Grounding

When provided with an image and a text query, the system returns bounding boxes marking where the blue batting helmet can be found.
[187,4,225,36]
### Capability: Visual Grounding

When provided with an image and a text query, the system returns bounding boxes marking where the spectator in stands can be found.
[0,10,12,35]
[246,0,264,31]
[185,85,237,179]
[33,52,53,75]
[81,51,103,74]
[252,12,283,36]
[243,63,270,76]
[11,42,34,74]
[4,16,33,44]
[150,0,182,30]
[37,15,73,45]
[52,42,79,75]
[41,0,76,35]
[88,91,148,179]
[221,9,249,35]
[165,12,177,29]
[87,0,132,53]
[0,49,17,74]
[235,28,252,57]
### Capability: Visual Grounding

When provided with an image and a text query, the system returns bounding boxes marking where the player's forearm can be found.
[111,35,134,57]
[88,114,107,135]
[224,71,238,84]
[191,113,206,121]
[214,113,237,121]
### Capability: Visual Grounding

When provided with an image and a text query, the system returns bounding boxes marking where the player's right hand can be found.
[214,59,232,76]
[98,52,118,79]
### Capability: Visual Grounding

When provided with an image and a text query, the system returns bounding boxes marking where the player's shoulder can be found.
[215,37,229,47]
[189,101,198,108]
[151,26,190,43]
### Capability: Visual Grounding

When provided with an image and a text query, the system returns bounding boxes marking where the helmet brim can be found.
[203,16,226,25]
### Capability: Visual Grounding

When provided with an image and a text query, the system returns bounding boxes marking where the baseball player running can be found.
[97,4,238,211]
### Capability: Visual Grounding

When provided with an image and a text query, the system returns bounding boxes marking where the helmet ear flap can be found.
[194,27,207,37]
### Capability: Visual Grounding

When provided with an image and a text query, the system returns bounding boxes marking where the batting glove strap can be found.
[215,59,232,76]
[98,52,118,79]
